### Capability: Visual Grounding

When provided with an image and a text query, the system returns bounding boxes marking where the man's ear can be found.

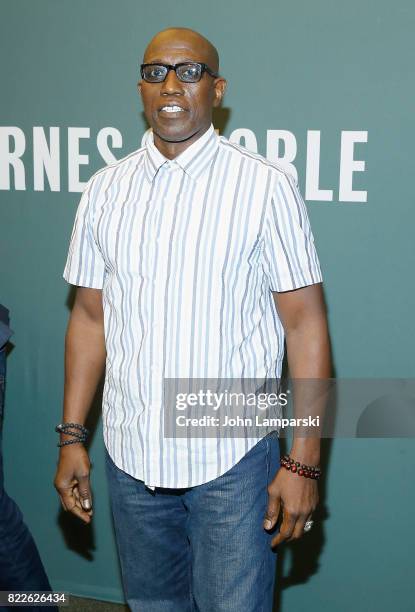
[213,78,227,107]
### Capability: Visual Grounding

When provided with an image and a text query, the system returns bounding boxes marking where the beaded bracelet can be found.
[55,422,90,448]
[280,454,321,480]
[57,438,87,448]
[56,422,89,435]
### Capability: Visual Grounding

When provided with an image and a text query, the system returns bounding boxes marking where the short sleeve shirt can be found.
[63,124,323,488]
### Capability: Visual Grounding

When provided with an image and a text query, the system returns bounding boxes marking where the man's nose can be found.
[160,68,184,94]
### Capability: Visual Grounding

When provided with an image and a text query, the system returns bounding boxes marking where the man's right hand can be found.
[54,445,93,524]
[55,287,105,524]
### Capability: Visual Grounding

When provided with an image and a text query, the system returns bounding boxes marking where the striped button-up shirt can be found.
[63,123,323,488]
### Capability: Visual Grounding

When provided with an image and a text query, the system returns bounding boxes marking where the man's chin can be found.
[152,124,199,144]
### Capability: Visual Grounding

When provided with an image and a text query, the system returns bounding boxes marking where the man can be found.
[54,27,331,611]
[0,305,58,610]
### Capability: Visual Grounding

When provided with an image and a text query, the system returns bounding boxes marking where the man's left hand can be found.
[263,467,319,547]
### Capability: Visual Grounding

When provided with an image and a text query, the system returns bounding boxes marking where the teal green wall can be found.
[1,1,414,610]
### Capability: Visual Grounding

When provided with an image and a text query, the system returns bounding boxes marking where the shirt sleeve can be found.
[62,178,106,289]
[262,171,323,292]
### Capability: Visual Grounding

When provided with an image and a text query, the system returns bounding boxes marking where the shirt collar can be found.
[143,124,219,183]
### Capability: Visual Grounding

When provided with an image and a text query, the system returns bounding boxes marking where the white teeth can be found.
[161,106,184,113]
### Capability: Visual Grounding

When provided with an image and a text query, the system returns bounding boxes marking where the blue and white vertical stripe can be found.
[63,123,322,488]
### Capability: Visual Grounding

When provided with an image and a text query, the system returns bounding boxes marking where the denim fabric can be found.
[105,433,280,612]
[0,303,12,425]
[0,304,13,353]
[0,350,4,427]
[0,305,57,610]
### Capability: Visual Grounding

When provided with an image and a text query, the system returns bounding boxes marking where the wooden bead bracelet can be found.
[280,454,321,480]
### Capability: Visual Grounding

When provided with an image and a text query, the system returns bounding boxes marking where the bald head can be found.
[143,27,220,73]
[138,26,226,159]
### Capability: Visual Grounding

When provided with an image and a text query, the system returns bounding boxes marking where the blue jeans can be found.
[0,342,57,610]
[105,434,280,612]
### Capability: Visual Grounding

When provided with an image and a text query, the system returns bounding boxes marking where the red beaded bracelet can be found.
[280,454,321,480]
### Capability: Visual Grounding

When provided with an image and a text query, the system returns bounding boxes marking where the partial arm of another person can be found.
[53,287,106,524]
[264,282,332,545]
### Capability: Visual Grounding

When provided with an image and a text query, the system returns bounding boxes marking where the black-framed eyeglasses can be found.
[140,62,219,83]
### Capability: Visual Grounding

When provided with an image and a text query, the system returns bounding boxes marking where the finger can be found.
[271,509,297,547]
[65,498,93,524]
[263,491,281,530]
[58,487,92,523]
[73,486,88,512]
[288,515,310,541]
[74,485,94,517]
[58,486,77,513]
[58,485,92,521]
[58,494,68,512]
[77,474,93,511]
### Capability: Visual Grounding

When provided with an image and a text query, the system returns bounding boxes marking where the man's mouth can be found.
[159,104,186,114]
